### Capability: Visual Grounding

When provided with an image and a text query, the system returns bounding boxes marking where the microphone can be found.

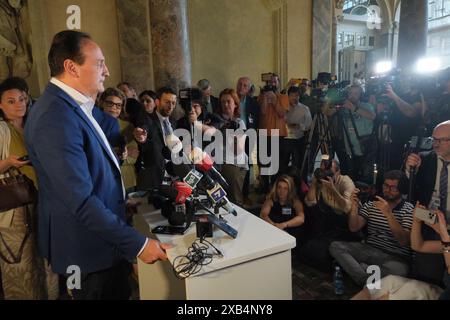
[190,147,230,189]
[159,183,194,226]
[173,181,193,203]
[159,182,192,204]
[200,171,237,216]
[165,134,183,154]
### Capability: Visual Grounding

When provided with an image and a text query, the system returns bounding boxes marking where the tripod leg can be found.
[300,115,318,179]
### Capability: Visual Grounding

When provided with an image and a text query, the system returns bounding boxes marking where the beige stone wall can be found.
[27,0,122,97]
[188,0,274,96]
[286,0,312,81]
[188,0,312,96]
[23,0,313,98]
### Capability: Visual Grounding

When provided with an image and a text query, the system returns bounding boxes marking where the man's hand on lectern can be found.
[138,239,172,264]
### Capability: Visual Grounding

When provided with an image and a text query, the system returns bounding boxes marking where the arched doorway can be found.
[335,0,392,85]
[427,0,450,68]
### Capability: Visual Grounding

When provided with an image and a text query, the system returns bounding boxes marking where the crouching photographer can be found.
[299,159,360,271]
[305,158,355,217]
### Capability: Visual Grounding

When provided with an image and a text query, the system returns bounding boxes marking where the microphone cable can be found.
[172,237,223,279]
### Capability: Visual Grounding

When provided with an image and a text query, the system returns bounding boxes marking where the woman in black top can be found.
[260,175,305,237]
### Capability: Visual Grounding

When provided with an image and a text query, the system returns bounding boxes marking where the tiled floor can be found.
[291,253,361,300]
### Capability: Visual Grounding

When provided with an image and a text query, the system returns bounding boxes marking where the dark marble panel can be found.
[397,0,428,71]
[116,0,153,93]
[149,0,192,91]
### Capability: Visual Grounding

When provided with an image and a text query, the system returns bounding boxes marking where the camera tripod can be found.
[299,111,334,180]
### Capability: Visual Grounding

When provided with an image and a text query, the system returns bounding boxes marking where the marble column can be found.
[331,7,338,76]
[116,0,154,94]
[312,0,333,78]
[148,0,192,93]
[397,0,428,71]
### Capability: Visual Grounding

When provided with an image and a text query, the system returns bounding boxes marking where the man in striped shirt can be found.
[329,170,414,286]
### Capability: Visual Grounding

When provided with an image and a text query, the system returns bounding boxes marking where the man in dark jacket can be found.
[134,86,177,191]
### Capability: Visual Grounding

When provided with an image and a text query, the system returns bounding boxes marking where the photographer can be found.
[330,170,414,286]
[176,90,216,149]
[300,159,358,270]
[327,85,376,182]
[305,159,355,215]
[258,84,289,192]
[384,79,424,170]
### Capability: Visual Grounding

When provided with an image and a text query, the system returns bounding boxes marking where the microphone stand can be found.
[408,166,416,203]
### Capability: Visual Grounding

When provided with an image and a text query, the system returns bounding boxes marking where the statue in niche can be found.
[0,0,32,80]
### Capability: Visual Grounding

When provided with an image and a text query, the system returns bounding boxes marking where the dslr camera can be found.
[179,87,203,113]
[220,118,240,131]
[314,157,334,184]
[261,72,278,93]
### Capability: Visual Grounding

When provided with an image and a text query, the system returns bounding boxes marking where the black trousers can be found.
[69,260,131,300]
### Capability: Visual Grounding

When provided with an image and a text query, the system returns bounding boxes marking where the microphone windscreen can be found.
[166,134,183,154]
[159,184,178,202]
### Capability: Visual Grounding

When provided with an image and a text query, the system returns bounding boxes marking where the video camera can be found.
[365,69,402,103]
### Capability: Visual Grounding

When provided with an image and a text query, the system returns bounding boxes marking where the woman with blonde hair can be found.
[260,175,305,237]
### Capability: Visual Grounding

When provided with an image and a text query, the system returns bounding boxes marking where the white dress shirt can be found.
[431,157,450,219]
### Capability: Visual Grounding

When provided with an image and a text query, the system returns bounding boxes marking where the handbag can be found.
[0,167,37,213]
[0,206,32,264]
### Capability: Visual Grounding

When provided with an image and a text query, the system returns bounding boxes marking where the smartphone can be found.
[206,214,238,239]
[415,207,438,225]
[18,155,29,161]
[152,225,187,235]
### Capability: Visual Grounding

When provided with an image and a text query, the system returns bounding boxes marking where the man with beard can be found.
[134,86,177,191]
[329,170,414,286]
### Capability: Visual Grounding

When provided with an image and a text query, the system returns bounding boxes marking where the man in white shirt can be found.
[281,86,312,175]
[25,30,170,300]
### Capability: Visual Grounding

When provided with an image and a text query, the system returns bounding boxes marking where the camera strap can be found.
[347,108,362,141]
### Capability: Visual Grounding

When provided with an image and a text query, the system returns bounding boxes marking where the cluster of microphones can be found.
[149,132,238,238]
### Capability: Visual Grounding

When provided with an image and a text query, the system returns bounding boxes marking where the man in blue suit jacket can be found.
[25,30,170,300]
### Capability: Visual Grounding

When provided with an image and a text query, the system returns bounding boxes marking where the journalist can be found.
[327,85,376,182]
[405,121,450,284]
[330,170,414,286]
[384,79,424,170]
[217,88,248,206]
[299,159,358,270]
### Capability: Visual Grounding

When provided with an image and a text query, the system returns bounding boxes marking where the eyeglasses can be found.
[382,183,399,192]
[432,137,450,145]
[104,100,123,109]
[95,60,106,69]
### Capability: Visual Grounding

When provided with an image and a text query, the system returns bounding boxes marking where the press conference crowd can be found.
[0,30,450,300]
